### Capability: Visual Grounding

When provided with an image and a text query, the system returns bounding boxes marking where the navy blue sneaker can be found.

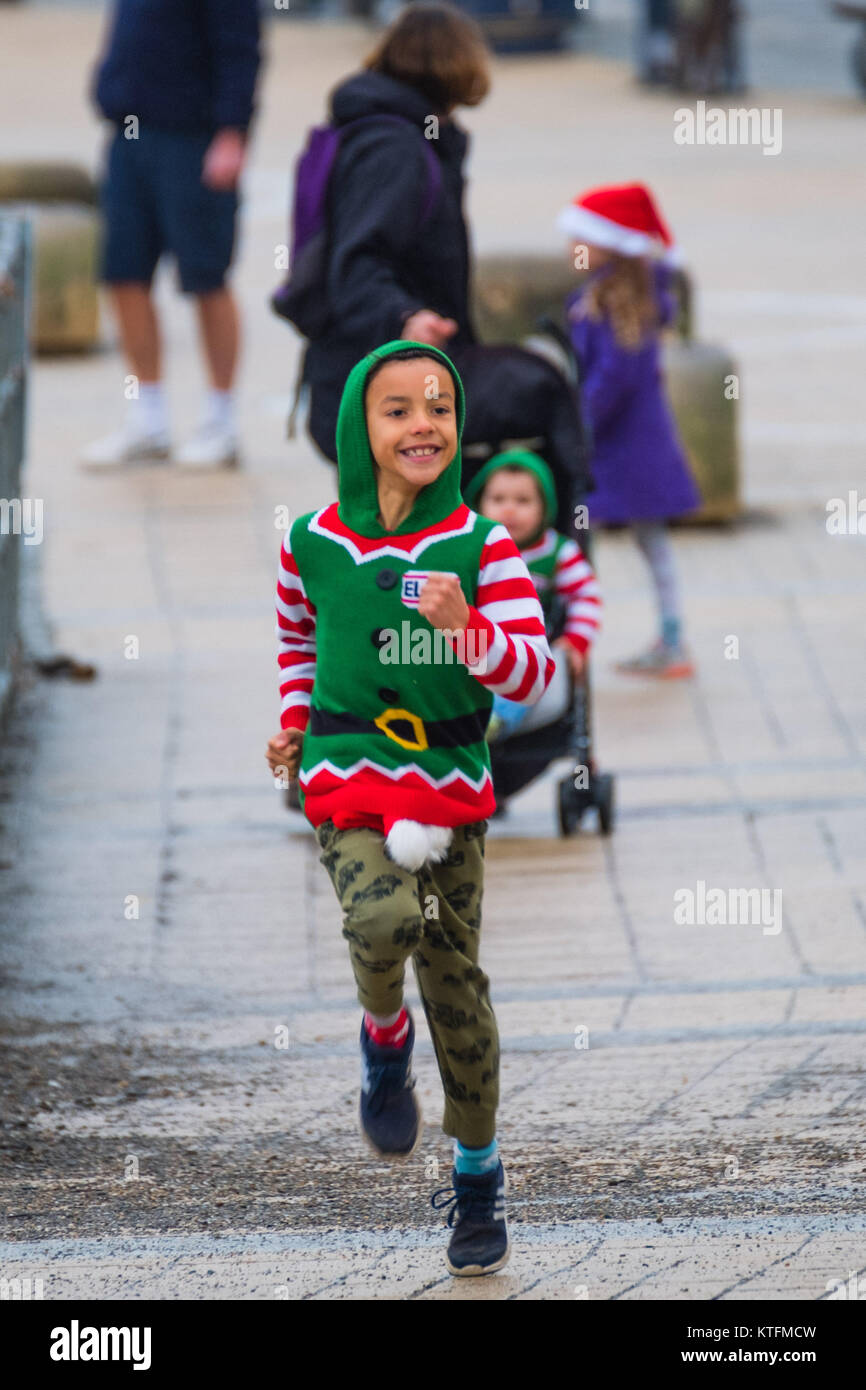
[431,1161,511,1275]
[359,1010,422,1160]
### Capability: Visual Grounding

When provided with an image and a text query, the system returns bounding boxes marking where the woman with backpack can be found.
[275,3,491,463]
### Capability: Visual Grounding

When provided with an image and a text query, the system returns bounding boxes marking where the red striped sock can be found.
[364,1008,409,1048]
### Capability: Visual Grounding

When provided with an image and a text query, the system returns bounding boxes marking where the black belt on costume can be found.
[309,704,490,752]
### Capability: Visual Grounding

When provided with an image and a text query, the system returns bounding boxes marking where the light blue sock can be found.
[491,694,529,736]
[454,1137,499,1175]
[661,616,681,649]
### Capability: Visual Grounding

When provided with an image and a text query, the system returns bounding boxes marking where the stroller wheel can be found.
[593,773,615,836]
[557,777,584,836]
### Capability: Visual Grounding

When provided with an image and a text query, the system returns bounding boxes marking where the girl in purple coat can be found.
[558,183,700,678]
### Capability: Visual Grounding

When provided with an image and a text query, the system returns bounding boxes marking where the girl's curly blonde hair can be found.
[579,256,660,351]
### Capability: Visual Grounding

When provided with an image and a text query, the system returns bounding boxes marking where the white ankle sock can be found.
[133,382,168,437]
[203,388,236,434]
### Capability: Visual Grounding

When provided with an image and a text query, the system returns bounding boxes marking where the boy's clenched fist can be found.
[266,727,304,781]
[417,572,470,632]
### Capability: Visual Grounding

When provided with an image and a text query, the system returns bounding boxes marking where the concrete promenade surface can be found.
[1,9,865,1301]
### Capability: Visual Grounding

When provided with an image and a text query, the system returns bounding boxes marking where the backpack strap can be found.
[286,348,307,441]
[286,114,445,434]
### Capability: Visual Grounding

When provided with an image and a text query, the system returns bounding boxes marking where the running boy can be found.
[265,341,553,1276]
[465,449,601,740]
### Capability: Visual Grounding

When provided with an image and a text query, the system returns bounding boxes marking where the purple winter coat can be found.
[566,264,700,525]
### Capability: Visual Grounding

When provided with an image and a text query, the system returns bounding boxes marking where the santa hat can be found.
[556,183,681,265]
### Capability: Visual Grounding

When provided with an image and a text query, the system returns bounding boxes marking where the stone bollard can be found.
[0,163,101,355]
[472,254,741,523]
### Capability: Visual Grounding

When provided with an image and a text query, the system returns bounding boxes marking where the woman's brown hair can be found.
[363,2,491,113]
[579,256,661,351]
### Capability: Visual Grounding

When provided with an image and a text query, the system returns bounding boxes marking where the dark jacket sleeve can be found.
[204,0,262,132]
[326,128,432,345]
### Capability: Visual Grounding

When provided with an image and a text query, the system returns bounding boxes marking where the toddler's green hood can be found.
[334,339,466,537]
[463,448,559,534]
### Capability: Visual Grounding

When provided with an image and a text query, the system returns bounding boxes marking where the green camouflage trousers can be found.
[314,818,499,1148]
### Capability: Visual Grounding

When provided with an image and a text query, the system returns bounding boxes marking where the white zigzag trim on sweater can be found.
[520,528,559,564]
[299,756,492,795]
[307,506,478,564]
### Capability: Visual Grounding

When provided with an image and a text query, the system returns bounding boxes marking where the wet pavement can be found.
[0,10,864,1299]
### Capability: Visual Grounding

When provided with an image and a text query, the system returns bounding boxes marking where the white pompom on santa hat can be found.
[556,182,682,265]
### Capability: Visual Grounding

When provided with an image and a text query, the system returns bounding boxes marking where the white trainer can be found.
[80,428,171,471]
[175,423,239,469]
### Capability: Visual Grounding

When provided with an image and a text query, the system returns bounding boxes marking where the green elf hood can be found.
[463,448,559,537]
[335,339,466,538]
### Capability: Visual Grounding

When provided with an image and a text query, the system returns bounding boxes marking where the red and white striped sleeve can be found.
[276,528,317,732]
[455,524,554,705]
[555,538,602,656]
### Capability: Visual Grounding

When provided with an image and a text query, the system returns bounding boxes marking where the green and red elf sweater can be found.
[275,339,554,836]
[520,528,601,655]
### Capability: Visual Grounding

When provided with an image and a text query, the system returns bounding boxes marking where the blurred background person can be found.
[558,183,700,679]
[637,0,745,92]
[671,0,745,93]
[637,0,678,85]
[82,0,262,471]
[296,1,491,466]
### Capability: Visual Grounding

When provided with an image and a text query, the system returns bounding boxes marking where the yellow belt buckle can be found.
[374,707,429,752]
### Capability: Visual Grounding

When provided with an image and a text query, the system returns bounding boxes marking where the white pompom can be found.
[385,820,454,872]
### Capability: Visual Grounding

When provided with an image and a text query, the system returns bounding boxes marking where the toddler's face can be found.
[365,358,458,492]
[477,470,546,547]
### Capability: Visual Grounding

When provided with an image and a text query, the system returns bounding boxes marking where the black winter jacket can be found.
[303,70,478,460]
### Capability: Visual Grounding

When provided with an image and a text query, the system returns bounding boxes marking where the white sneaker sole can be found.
[174,449,240,471]
[446,1235,512,1277]
[80,446,171,472]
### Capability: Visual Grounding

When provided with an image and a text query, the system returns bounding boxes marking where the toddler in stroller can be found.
[451,342,616,835]
[463,449,600,738]
[464,450,611,834]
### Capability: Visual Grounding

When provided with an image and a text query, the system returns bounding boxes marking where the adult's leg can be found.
[100,128,163,384]
[195,286,239,393]
[109,283,161,384]
[157,128,240,462]
[414,821,498,1149]
[80,128,169,466]
[176,285,239,461]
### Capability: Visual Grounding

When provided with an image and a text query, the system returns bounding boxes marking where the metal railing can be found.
[0,215,31,724]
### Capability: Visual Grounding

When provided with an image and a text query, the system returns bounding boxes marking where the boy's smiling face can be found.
[365,357,458,494]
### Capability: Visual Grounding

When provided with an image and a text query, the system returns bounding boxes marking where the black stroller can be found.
[449,327,615,836]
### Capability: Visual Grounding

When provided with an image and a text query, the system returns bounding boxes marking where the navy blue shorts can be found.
[99,125,239,295]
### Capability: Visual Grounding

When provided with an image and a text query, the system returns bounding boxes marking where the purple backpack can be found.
[271,114,443,339]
